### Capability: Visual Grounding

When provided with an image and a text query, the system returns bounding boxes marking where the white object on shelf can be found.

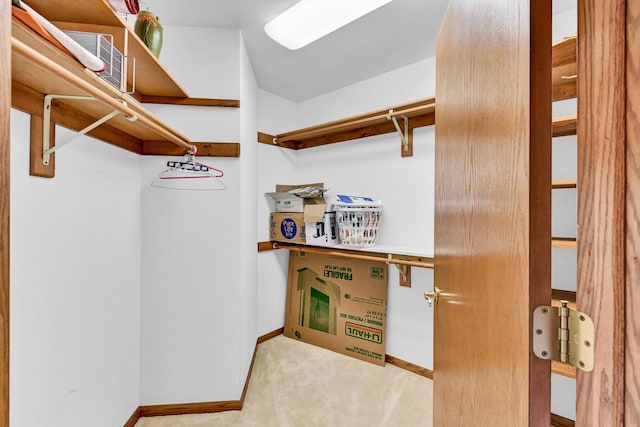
[21,1,106,72]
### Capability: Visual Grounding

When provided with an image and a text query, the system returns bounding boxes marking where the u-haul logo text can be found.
[345,322,382,344]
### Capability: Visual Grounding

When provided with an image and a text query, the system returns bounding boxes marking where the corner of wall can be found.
[239,33,259,389]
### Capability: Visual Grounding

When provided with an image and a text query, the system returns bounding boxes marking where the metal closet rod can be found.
[11,37,192,152]
[273,242,435,269]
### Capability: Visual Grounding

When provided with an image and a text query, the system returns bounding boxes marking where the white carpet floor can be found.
[135,335,433,427]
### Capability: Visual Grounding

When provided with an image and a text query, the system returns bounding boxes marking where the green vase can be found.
[134,11,163,58]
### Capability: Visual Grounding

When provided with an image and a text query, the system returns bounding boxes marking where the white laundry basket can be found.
[334,196,382,248]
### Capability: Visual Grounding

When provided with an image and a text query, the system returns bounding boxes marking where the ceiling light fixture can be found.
[264,0,394,50]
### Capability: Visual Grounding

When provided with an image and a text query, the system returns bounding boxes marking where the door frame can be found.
[625,0,640,424]
[1,2,10,427]
[577,0,627,424]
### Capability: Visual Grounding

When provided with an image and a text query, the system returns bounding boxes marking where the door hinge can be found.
[533,301,594,372]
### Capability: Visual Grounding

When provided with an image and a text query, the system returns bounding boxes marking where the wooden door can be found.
[1,1,10,427]
[433,1,551,426]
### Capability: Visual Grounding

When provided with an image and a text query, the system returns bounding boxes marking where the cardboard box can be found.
[284,251,388,366]
[266,192,304,212]
[265,183,327,223]
[305,212,339,247]
[271,212,306,244]
[271,211,339,246]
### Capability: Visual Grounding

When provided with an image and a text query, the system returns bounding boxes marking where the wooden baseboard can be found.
[242,328,284,402]
[267,329,434,380]
[258,327,284,344]
[139,400,242,417]
[128,327,576,427]
[550,412,575,427]
[130,328,285,423]
[123,407,140,427]
[258,330,436,381]
[385,354,434,379]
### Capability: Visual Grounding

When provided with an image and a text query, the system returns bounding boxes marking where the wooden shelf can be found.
[258,37,576,152]
[553,35,577,68]
[21,0,124,27]
[258,241,434,269]
[25,0,189,99]
[552,36,577,102]
[10,1,240,178]
[552,237,577,248]
[258,97,435,152]
[552,289,577,306]
[552,360,577,379]
[12,20,187,146]
[22,0,241,108]
[132,94,240,108]
[552,115,577,137]
[262,238,577,275]
[553,179,577,189]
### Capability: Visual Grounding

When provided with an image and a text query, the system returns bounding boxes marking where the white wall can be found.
[296,58,435,127]
[295,58,436,249]
[256,57,437,369]
[295,60,436,369]
[153,25,240,99]
[10,110,141,427]
[138,25,253,405]
[139,151,242,403]
[256,90,298,336]
[238,34,259,387]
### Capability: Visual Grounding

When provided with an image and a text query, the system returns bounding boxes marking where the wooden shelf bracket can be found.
[387,109,413,156]
[41,94,137,166]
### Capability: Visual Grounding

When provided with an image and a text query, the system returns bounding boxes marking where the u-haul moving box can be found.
[284,251,388,366]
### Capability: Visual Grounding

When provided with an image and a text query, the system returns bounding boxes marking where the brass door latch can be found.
[424,287,441,307]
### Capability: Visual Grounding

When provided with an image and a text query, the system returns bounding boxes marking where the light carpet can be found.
[135,335,433,427]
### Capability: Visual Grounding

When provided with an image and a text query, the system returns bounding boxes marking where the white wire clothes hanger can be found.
[151,145,226,191]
